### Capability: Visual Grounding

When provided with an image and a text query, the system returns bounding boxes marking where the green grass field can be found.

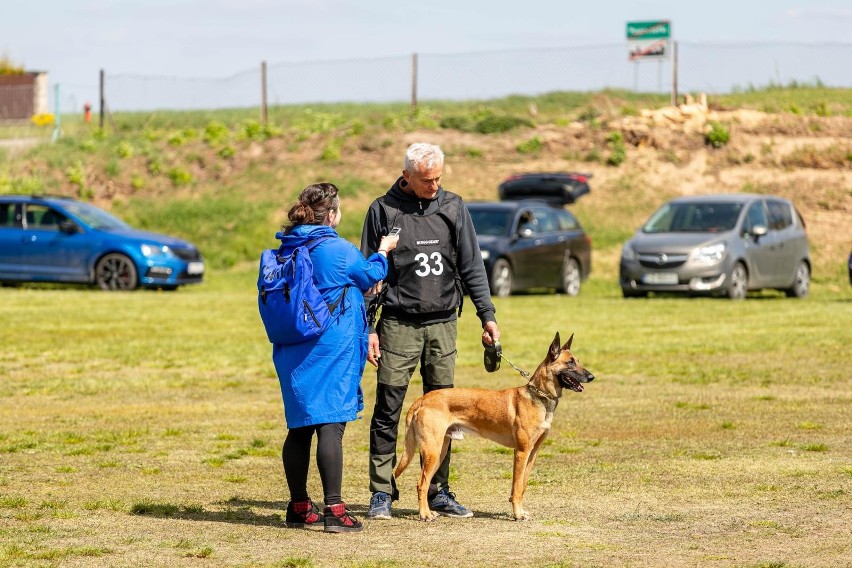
[1,271,849,567]
[1,85,850,566]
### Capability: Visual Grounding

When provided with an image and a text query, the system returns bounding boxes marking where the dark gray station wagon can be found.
[620,194,810,299]
[469,200,592,297]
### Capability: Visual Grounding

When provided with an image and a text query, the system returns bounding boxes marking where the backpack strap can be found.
[303,235,349,315]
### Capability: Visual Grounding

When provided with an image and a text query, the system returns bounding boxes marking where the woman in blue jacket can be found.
[271,183,398,533]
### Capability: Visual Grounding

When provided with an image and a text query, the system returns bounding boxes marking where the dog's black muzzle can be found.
[557,368,595,392]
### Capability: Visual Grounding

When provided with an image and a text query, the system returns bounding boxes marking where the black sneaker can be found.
[429,489,473,518]
[323,503,364,533]
[284,499,321,528]
[483,340,501,373]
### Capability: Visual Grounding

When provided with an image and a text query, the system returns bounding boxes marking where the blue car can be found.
[0,195,204,291]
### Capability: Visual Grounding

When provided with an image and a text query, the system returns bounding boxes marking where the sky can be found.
[3,0,851,112]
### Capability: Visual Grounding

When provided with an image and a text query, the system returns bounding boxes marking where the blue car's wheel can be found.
[95,253,138,291]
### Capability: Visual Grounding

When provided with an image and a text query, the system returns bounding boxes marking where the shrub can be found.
[203,121,230,145]
[476,114,533,134]
[705,122,731,148]
[319,141,342,162]
[516,136,542,154]
[116,141,133,159]
[167,167,192,186]
[440,116,474,132]
[606,131,627,166]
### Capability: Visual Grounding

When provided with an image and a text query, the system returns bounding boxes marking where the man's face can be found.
[402,164,442,200]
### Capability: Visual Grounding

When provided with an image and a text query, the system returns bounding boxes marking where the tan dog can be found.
[393,332,594,521]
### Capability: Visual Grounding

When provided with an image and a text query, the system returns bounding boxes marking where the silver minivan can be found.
[620,194,810,299]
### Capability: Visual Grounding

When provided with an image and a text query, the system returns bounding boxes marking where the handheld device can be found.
[389,227,402,236]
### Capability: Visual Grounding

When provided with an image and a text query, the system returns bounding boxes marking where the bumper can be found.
[620,260,729,295]
[139,259,205,287]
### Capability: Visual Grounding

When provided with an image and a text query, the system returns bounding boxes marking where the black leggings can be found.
[282,422,346,506]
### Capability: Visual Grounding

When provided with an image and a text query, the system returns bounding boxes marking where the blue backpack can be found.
[257,237,347,345]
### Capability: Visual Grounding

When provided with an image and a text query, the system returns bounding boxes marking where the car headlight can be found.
[690,243,726,264]
[480,250,490,261]
[621,244,636,261]
[141,244,174,258]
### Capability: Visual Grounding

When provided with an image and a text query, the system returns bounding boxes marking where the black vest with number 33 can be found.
[381,193,462,314]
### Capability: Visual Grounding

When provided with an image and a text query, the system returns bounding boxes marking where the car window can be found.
[744,201,768,232]
[644,202,742,233]
[516,210,537,235]
[469,209,512,237]
[24,204,65,230]
[61,200,130,230]
[0,202,18,228]
[766,199,793,231]
[556,209,580,231]
[533,208,559,233]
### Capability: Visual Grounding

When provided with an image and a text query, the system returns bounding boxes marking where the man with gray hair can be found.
[360,142,501,519]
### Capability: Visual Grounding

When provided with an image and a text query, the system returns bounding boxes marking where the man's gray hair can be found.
[404,143,444,172]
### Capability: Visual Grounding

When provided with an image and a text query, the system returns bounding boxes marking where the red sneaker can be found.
[323,503,363,533]
[285,499,321,528]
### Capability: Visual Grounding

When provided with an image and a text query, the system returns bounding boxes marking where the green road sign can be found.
[626,21,671,40]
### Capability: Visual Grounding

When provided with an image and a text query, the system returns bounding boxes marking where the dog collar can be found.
[527,381,559,401]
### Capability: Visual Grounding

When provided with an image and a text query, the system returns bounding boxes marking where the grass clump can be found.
[705,121,731,148]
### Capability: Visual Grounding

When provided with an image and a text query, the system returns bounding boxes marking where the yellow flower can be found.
[32,113,55,127]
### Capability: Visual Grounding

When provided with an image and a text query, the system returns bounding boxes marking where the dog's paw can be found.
[513,510,531,521]
[419,511,439,522]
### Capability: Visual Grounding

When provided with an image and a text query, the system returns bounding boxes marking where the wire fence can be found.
[10,42,852,119]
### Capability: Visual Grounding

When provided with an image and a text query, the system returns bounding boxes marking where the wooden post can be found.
[99,69,105,130]
[260,60,268,128]
[671,41,679,106]
[410,53,418,110]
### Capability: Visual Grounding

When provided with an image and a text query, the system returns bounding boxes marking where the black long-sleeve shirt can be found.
[360,177,496,329]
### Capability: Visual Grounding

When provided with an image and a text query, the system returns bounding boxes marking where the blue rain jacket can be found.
[271,224,388,428]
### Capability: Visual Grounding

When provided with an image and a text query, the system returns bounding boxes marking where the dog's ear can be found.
[548,332,561,361]
[562,333,574,351]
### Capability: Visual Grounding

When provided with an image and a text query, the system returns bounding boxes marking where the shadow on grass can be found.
[130,497,514,527]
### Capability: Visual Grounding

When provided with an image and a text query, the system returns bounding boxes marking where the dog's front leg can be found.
[510,447,532,521]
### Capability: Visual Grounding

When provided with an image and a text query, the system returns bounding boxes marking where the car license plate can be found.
[187,261,205,275]
[642,272,677,285]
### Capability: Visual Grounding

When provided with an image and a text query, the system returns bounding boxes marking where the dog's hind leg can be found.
[393,407,419,479]
[415,420,446,522]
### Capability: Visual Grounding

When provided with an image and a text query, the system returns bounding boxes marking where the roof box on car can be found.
[498,172,591,205]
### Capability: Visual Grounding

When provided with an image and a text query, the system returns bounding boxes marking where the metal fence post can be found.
[52,83,60,142]
[671,41,679,106]
[260,60,268,127]
[99,69,105,130]
[411,52,418,110]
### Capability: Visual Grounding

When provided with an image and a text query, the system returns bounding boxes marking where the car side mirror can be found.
[517,224,534,238]
[750,224,768,241]
[58,220,80,234]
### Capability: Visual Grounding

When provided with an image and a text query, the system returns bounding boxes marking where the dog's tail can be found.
[393,400,420,479]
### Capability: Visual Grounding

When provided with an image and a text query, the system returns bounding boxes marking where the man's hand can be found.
[367,332,381,367]
[366,280,383,297]
[482,321,500,346]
